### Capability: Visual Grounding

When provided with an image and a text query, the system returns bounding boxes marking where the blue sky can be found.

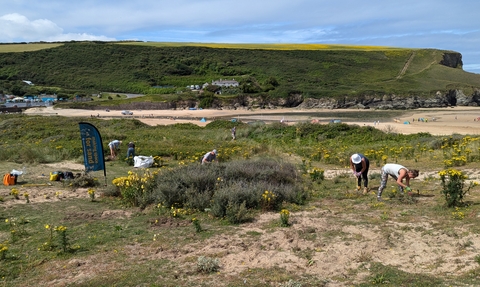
[2,0,480,73]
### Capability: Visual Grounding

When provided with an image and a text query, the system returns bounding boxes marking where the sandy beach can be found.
[23,105,480,135]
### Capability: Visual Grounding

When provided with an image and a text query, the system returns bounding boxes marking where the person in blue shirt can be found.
[202,149,217,164]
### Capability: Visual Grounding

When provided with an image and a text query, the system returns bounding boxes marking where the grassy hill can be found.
[0,41,479,101]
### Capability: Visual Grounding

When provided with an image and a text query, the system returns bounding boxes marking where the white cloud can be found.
[0,13,115,42]
[1,1,480,73]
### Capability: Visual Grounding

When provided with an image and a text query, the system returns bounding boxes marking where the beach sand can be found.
[24,106,480,135]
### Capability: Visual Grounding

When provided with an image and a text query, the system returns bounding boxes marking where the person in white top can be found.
[377,163,419,201]
[108,140,122,159]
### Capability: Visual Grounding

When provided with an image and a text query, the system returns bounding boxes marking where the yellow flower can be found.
[55,225,67,232]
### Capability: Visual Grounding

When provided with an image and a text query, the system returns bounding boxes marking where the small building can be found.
[210,79,239,87]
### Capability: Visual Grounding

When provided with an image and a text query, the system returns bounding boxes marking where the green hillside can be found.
[0,41,478,99]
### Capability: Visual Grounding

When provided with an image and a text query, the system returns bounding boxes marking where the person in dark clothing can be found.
[126,142,135,158]
[350,153,370,195]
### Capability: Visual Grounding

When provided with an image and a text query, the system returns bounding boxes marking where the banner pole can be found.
[78,122,107,185]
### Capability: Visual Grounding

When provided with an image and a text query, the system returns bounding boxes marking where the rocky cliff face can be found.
[211,89,480,110]
[109,89,480,111]
[297,89,480,110]
[440,52,463,68]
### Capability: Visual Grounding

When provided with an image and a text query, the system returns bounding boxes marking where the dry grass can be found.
[0,43,63,53]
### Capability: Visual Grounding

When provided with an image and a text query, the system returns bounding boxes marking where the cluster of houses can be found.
[187,79,239,91]
[0,94,58,108]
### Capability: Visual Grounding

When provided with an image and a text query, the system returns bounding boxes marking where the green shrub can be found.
[438,168,476,207]
[225,201,253,224]
[210,181,265,218]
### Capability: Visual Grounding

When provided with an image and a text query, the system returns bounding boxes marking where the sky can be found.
[1,0,480,74]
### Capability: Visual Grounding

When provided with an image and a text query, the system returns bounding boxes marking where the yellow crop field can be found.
[118,41,403,51]
[0,41,404,52]
[0,43,63,53]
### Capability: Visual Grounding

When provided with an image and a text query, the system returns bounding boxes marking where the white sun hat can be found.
[351,154,362,164]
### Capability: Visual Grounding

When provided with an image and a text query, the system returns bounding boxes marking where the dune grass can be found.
[1,113,480,286]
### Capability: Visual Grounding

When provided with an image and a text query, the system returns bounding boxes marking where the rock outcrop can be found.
[440,52,463,68]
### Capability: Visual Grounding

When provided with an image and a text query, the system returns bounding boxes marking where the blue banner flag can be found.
[79,122,106,175]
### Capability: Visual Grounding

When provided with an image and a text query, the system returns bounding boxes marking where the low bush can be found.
[150,157,306,222]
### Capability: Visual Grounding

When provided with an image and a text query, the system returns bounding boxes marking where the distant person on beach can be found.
[202,149,218,164]
[108,140,122,159]
[377,163,419,201]
[350,153,370,195]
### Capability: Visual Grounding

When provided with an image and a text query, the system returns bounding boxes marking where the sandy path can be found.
[24,106,480,135]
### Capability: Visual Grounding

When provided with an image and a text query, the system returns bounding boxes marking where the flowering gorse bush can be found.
[87,188,95,201]
[170,206,192,218]
[0,243,8,260]
[451,207,465,220]
[280,209,290,227]
[40,224,55,251]
[23,192,30,203]
[261,190,276,211]
[438,168,477,207]
[10,188,19,199]
[112,169,158,207]
[55,225,69,253]
[308,167,324,182]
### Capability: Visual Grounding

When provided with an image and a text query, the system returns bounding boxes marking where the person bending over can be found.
[202,149,218,164]
[108,140,122,159]
[350,153,370,195]
[377,163,419,201]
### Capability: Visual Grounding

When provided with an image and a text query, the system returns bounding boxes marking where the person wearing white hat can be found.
[201,149,218,164]
[350,153,370,195]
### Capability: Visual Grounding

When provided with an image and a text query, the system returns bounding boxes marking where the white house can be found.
[211,79,239,87]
